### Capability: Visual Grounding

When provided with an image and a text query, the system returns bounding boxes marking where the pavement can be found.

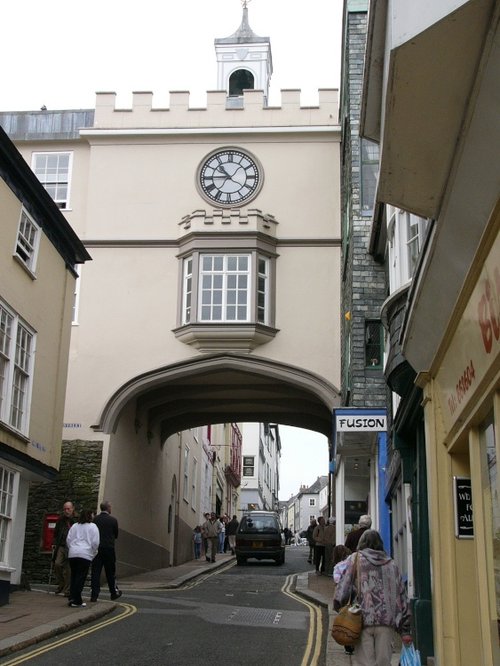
[0,550,400,664]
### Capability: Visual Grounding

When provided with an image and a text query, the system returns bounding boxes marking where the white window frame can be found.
[0,301,35,435]
[309,498,316,507]
[0,465,17,565]
[181,252,271,326]
[243,455,255,477]
[387,207,430,291]
[14,208,40,274]
[31,151,73,209]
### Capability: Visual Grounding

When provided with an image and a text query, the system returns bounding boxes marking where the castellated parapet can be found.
[92,89,339,129]
[179,208,278,237]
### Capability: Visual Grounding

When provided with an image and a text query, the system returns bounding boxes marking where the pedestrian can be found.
[52,500,75,596]
[225,514,239,554]
[323,516,336,576]
[218,515,226,553]
[306,518,317,563]
[90,500,122,602]
[201,512,210,560]
[332,544,352,583]
[313,516,326,574]
[332,544,354,656]
[345,514,372,552]
[193,526,202,559]
[333,529,412,666]
[202,512,221,563]
[66,508,99,608]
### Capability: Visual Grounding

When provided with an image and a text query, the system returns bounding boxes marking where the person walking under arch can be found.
[90,501,122,602]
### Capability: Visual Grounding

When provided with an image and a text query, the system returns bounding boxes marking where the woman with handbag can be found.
[333,529,412,665]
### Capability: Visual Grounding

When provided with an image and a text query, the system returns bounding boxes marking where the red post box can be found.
[41,513,59,552]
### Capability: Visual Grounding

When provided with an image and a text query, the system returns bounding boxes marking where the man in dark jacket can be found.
[90,501,121,601]
[53,501,75,595]
[225,515,239,554]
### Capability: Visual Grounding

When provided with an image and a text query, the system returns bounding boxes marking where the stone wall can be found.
[341,8,389,410]
[22,440,102,585]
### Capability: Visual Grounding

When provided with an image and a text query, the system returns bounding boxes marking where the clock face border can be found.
[197,147,263,207]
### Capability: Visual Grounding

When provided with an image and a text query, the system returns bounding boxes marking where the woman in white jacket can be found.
[66,509,100,607]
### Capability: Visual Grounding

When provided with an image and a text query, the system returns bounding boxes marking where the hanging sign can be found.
[453,477,474,539]
[335,414,387,432]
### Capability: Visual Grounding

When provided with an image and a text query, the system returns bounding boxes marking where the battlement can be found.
[93,89,339,130]
[179,208,278,237]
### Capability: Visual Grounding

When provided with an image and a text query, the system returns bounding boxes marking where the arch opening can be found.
[95,353,341,440]
[229,69,255,96]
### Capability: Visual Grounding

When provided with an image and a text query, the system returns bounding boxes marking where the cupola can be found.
[214,2,273,107]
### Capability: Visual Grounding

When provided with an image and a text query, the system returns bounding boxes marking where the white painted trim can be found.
[80,125,341,138]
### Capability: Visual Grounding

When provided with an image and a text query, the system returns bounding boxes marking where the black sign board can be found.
[453,477,474,539]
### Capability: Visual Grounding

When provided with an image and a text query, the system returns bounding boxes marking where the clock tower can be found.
[214,3,273,107]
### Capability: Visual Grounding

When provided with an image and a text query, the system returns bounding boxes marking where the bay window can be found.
[175,244,277,351]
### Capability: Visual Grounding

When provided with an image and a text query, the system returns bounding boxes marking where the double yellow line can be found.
[3,565,322,665]
[0,603,137,665]
[282,574,324,666]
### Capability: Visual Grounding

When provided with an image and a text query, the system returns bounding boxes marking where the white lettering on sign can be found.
[336,416,387,432]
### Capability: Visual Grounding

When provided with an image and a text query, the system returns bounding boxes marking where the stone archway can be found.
[94,352,341,440]
[91,353,340,575]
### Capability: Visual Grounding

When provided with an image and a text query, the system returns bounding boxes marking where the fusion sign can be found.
[335,415,387,432]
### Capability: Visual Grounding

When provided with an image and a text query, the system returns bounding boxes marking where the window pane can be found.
[365,320,383,368]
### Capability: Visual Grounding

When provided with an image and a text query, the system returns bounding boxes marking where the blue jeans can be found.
[194,542,201,559]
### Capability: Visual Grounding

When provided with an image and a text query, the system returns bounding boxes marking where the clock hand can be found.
[215,165,239,183]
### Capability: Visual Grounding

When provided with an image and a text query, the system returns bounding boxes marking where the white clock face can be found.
[199,149,262,206]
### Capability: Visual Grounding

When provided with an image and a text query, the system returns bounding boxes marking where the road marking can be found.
[0,603,136,665]
[281,575,323,666]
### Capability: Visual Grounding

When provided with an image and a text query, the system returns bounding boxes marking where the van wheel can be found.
[236,556,246,565]
[276,554,285,565]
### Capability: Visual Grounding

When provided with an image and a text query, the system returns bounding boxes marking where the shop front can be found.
[420,211,500,666]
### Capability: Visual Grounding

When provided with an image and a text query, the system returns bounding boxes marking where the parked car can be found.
[235,511,285,565]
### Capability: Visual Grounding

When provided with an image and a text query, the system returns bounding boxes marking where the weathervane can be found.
[241,0,252,8]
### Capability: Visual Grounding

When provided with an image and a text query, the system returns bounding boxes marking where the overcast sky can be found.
[2,0,339,498]
[1,0,343,112]
[278,426,329,500]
